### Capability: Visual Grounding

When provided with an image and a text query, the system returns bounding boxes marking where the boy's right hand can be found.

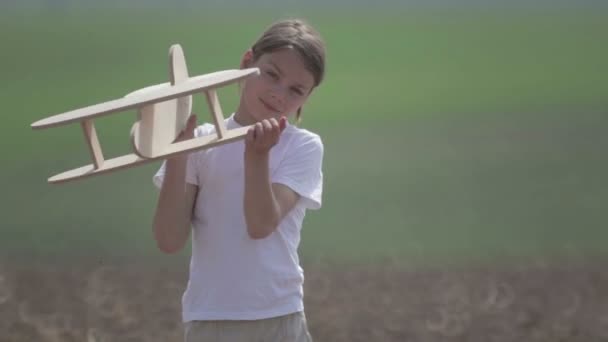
[175,114,197,142]
[168,114,197,162]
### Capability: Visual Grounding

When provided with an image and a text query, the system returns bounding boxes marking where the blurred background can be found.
[0,0,607,341]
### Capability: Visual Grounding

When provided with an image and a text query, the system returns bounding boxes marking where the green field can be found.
[1,8,607,264]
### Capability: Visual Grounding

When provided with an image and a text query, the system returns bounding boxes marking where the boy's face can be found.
[239,48,315,123]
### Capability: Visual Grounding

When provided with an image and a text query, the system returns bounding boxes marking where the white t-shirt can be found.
[153,114,323,322]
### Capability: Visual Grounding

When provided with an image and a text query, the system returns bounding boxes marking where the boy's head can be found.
[251,19,325,88]
[239,19,326,123]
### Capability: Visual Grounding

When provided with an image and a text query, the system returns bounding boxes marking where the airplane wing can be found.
[31,68,259,129]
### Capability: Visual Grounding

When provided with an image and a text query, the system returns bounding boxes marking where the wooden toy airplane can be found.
[31,44,259,184]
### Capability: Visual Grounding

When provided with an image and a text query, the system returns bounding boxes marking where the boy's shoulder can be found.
[194,122,217,137]
[283,124,322,145]
[281,124,324,158]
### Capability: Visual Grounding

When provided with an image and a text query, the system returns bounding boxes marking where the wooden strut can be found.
[81,119,104,169]
[205,89,228,139]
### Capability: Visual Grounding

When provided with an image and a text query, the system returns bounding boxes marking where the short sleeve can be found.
[152,124,214,189]
[272,134,324,210]
[152,155,199,189]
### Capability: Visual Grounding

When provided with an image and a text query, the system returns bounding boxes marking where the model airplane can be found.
[31,44,258,184]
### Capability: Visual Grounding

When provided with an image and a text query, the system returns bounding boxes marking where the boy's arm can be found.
[153,156,198,253]
[152,115,198,253]
[244,151,299,239]
[243,117,301,239]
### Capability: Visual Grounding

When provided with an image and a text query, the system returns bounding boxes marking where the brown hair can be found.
[249,18,326,123]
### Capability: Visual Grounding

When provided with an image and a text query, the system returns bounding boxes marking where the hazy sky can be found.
[2,0,607,9]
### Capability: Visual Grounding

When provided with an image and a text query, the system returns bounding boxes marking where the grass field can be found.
[2,258,608,342]
[1,9,607,263]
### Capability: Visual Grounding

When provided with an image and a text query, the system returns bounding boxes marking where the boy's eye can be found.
[290,87,304,96]
[265,70,279,79]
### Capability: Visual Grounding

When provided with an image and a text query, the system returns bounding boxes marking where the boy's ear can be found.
[240,49,254,69]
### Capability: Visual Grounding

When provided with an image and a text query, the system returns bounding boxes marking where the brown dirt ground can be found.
[1,258,608,342]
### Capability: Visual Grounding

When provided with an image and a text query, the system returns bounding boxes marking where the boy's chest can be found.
[198,142,285,189]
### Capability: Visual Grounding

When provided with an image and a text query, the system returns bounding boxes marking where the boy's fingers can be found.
[246,127,255,142]
[279,116,287,132]
[175,114,197,142]
[187,114,197,130]
[262,119,272,134]
[255,122,263,139]
[270,118,279,128]
[271,119,281,140]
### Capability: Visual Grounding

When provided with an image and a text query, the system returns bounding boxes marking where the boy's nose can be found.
[269,85,286,104]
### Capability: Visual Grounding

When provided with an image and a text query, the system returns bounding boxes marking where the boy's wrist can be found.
[166,155,188,168]
[244,149,269,164]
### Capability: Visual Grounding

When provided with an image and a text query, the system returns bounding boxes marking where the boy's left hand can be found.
[245,117,287,155]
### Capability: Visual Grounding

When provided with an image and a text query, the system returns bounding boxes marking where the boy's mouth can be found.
[259,98,280,113]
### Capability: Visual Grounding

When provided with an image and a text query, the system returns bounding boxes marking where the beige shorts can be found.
[184,311,313,342]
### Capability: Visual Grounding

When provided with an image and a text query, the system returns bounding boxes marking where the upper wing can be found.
[31,68,259,129]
